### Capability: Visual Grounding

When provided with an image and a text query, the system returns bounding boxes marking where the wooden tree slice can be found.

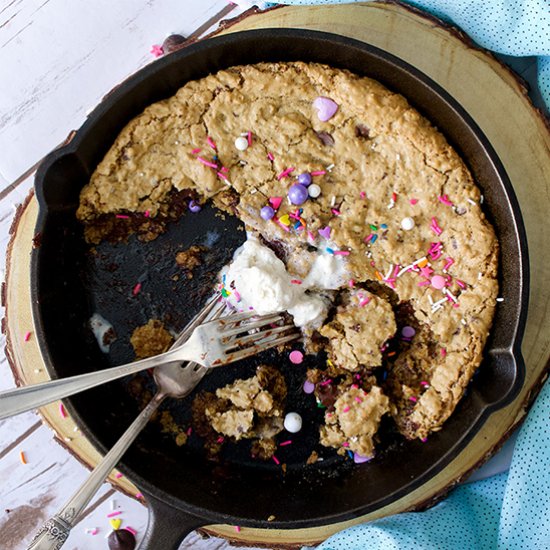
[4,2,550,547]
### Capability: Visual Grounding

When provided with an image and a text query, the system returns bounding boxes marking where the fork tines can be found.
[219,311,300,362]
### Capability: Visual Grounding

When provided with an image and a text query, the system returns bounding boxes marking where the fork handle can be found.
[27,392,164,550]
[0,348,181,420]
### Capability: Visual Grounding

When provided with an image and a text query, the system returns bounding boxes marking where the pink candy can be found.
[313,97,339,121]
[431,275,446,290]
[289,350,304,364]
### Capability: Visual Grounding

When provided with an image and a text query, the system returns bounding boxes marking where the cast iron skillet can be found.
[31,29,528,549]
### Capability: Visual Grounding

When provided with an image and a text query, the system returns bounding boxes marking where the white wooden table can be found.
[0,2,544,549]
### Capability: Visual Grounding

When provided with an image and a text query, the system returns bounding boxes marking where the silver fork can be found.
[0,294,221,419]
[27,298,230,550]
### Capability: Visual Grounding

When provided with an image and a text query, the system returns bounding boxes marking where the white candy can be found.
[308,184,321,198]
[401,217,415,230]
[234,136,248,151]
[284,412,303,433]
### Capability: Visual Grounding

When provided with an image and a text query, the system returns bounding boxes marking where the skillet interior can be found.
[31,29,528,528]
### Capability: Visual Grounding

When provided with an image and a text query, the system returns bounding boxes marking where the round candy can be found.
[108,529,136,550]
[298,172,312,186]
[401,326,416,338]
[431,274,446,290]
[260,205,275,220]
[401,217,415,230]
[288,184,309,205]
[162,34,186,54]
[289,350,304,364]
[234,136,248,151]
[303,380,315,394]
[308,184,321,198]
[284,412,303,433]
[188,200,201,213]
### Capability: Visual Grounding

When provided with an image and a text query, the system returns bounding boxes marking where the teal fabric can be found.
[258,0,550,110]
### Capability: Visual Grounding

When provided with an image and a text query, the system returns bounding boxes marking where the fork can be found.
[1,295,298,420]
[26,299,230,550]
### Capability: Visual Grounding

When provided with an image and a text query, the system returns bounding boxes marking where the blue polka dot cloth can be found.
[235,0,550,109]
[233,2,550,548]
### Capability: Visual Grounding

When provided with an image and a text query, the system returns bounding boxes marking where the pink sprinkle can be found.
[333,250,350,256]
[364,233,374,243]
[217,171,229,181]
[456,279,466,289]
[331,209,341,216]
[355,397,363,403]
[441,348,447,357]
[410,198,419,205]
[275,219,290,232]
[310,170,326,176]
[197,156,218,169]
[186,427,192,436]
[417,280,430,286]
[420,381,429,387]
[144,210,150,218]
[233,290,241,303]
[206,136,217,150]
[443,257,455,271]
[279,440,292,446]
[430,217,443,235]
[351,384,359,389]
[290,279,302,285]
[107,511,121,518]
[116,214,130,219]
[247,131,252,146]
[342,406,350,413]
[221,166,229,173]
[90,528,99,536]
[307,230,315,242]
[136,492,143,499]
[342,442,350,447]
[24,331,31,342]
[216,436,224,444]
[191,147,202,154]
[235,526,241,533]
[59,404,67,419]
[267,152,274,161]
[115,473,123,479]
[272,455,280,465]
[125,527,138,536]
[348,279,355,287]
[289,350,304,364]
[360,191,366,199]
[319,379,333,387]
[150,44,164,57]
[438,194,453,206]
[409,396,418,403]
[359,297,371,307]
[277,167,295,180]
[132,283,142,296]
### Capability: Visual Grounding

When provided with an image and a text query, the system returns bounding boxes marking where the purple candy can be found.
[401,326,416,338]
[188,200,202,213]
[303,380,315,394]
[298,172,312,186]
[260,205,275,220]
[353,452,371,464]
[313,97,339,122]
[288,183,309,205]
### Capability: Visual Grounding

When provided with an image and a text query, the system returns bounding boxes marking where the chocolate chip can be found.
[108,529,136,550]
[315,131,335,146]
[355,124,371,139]
[162,34,187,54]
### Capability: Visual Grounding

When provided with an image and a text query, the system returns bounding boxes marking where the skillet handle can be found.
[139,492,205,550]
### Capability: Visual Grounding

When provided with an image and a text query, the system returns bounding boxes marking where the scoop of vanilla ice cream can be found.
[220,235,348,329]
